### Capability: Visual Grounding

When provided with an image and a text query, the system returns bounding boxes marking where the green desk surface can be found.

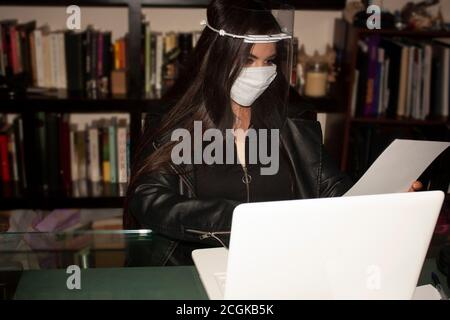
[14,266,208,300]
[12,259,448,300]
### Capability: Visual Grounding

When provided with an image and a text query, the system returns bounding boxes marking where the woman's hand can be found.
[407,180,423,192]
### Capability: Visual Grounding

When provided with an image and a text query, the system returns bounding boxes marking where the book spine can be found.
[126,127,130,180]
[98,32,103,78]
[0,24,4,76]
[373,47,383,116]
[145,23,151,96]
[46,113,60,195]
[88,123,100,183]
[51,33,59,88]
[14,117,27,190]
[102,121,110,183]
[8,128,19,182]
[109,117,117,184]
[29,31,37,85]
[33,29,45,87]
[113,40,120,70]
[42,32,51,88]
[364,35,380,117]
[58,32,67,89]
[69,123,78,183]
[9,25,19,74]
[15,27,23,74]
[397,46,409,117]
[422,45,432,119]
[156,33,163,97]
[36,112,48,194]
[442,48,449,117]
[77,129,87,181]
[117,123,128,185]
[60,114,72,195]
[0,134,10,182]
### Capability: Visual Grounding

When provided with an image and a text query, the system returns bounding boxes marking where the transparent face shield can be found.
[200,1,294,122]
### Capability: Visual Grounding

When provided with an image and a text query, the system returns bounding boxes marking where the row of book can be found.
[353,35,450,120]
[35,113,131,198]
[140,19,202,99]
[0,114,131,198]
[0,19,114,96]
[0,18,205,98]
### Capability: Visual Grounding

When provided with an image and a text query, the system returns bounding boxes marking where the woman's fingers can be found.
[408,181,423,192]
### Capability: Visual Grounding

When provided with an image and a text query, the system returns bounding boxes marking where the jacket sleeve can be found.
[128,171,240,245]
[318,143,354,197]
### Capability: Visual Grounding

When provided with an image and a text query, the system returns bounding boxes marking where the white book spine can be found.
[42,33,51,88]
[156,34,163,94]
[9,131,19,181]
[34,29,45,87]
[50,33,59,89]
[88,126,100,182]
[117,125,128,184]
[58,32,67,89]
[70,124,79,182]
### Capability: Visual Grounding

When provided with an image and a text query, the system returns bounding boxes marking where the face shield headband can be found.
[200,19,292,43]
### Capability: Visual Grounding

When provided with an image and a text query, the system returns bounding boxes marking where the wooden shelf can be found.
[351,116,450,126]
[0,95,167,113]
[357,28,450,38]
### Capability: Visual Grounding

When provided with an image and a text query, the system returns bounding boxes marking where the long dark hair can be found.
[124,0,292,228]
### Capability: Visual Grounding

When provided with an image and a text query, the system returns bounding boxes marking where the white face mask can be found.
[230,64,277,107]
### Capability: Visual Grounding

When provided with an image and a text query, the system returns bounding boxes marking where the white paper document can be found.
[412,285,444,300]
[344,139,450,197]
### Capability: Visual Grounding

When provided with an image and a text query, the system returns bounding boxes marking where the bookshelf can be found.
[333,20,450,193]
[0,1,345,210]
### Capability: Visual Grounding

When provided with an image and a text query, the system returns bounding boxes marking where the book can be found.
[109,117,117,184]
[59,113,72,196]
[117,119,128,196]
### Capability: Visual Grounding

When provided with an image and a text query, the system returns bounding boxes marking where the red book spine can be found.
[0,135,10,182]
[9,25,18,74]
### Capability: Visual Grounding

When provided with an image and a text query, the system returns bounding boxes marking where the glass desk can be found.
[0,230,448,300]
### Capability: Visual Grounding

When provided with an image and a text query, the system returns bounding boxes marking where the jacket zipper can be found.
[241,164,251,203]
[186,229,231,248]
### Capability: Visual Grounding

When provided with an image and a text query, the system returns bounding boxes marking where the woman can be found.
[124,0,421,266]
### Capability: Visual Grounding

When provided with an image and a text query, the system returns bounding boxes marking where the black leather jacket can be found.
[127,118,354,266]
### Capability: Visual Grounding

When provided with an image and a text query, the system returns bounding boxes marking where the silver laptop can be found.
[192,191,445,299]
